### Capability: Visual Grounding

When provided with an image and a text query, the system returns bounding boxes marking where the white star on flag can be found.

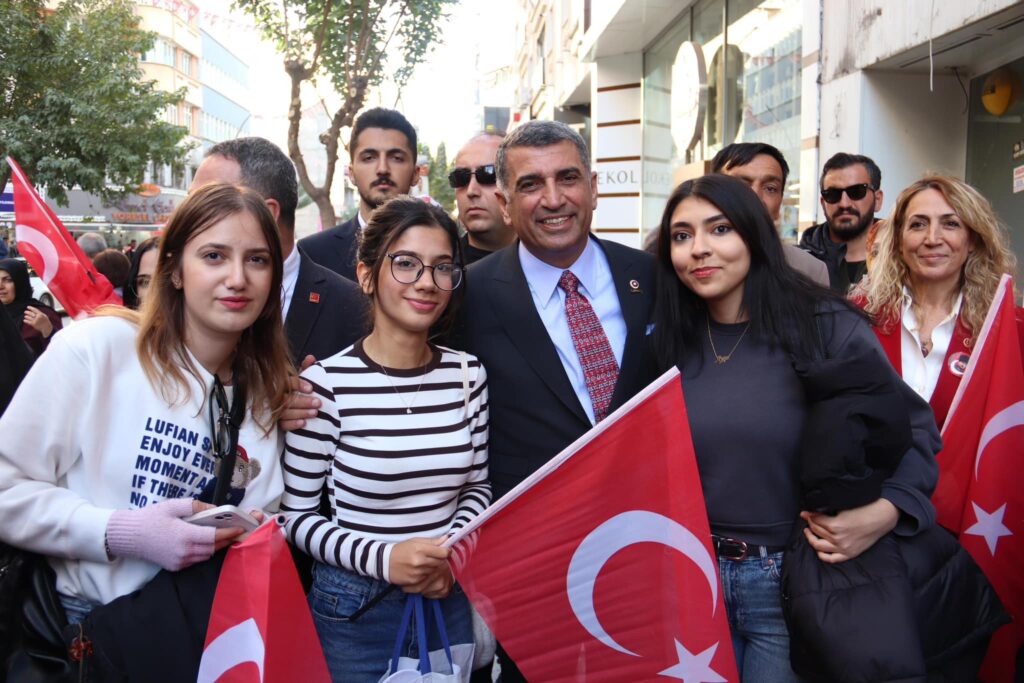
[963,501,1013,555]
[658,640,727,683]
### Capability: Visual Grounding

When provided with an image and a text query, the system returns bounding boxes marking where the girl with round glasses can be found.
[281,196,489,681]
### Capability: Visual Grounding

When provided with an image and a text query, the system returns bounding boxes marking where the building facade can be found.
[39,1,254,248]
[513,0,1024,266]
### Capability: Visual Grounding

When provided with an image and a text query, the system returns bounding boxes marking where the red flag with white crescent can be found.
[448,369,738,682]
[7,156,121,318]
[936,274,1023,682]
[197,520,330,683]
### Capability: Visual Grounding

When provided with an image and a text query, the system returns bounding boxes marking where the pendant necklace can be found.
[379,360,426,414]
[707,313,751,364]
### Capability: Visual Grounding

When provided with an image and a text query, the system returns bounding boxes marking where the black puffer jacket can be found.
[799,222,866,293]
[782,330,1008,683]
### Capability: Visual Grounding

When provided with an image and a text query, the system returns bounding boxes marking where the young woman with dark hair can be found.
[281,196,489,681]
[651,174,940,681]
[0,183,293,623]
[122,237,160,310]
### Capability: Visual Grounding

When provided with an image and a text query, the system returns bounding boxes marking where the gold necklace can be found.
[707,314,751,364]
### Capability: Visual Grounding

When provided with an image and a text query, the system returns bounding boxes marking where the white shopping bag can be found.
[380,595,475,683]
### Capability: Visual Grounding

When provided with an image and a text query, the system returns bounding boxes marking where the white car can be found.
[17,258,66,314]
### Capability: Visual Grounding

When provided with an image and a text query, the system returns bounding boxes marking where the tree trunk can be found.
[314,192,337,230]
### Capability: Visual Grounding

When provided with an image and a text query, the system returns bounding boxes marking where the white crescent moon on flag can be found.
[14,225,60,285]
[566,510,719,657]
[196,617,266,683]
[974,401,1024,479]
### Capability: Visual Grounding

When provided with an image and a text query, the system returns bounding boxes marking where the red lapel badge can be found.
[309,292,321,304]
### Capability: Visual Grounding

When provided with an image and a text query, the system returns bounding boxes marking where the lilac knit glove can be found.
[105,498,216,571]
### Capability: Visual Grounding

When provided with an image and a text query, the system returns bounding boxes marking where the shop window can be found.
[641,0,802,238]
[966,57,1024,266]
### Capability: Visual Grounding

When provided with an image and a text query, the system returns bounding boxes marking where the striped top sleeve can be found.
[280,342,490,582]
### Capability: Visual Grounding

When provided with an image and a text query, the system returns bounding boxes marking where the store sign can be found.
[46,188,183,226]
[671,41,707,154]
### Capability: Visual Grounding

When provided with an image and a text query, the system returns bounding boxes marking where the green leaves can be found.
[234,0,452,227]
[0,0,189,205]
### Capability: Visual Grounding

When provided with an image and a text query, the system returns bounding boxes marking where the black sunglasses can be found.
[821,183,874,204]
[448,165,497,189]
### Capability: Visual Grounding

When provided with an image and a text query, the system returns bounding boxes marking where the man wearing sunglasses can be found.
[799,152,884,293]
[450,132,515,264]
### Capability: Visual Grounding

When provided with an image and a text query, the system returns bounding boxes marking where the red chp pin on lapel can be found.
[309,292,321,304]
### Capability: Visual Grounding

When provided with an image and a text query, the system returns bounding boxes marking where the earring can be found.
[172,275,182,289]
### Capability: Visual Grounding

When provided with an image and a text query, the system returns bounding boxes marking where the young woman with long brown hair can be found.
[0,183,294,623]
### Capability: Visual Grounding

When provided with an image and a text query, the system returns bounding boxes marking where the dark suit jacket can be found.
[285,251,368,365]
[453,238,658,499]
[296,216,359,281]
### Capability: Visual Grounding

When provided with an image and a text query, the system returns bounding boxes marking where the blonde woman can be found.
[860,174,1023,427]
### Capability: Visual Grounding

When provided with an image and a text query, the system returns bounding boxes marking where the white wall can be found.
[815,70,967,222]
[591,52,643,248]
[820,0,1020,80]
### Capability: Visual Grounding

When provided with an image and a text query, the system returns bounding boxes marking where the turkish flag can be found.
[7,156,121,318]
[448,369,738,682]
[935,275,1023,682]
[197,520,330,683]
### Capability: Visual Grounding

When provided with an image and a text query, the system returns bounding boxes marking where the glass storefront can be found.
[641,0,803,240]
[966,55,1024,267]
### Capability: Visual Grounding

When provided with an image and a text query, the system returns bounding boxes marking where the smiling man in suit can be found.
[454,118,658,681]
[191,137,367,366]
[298,108,421,281]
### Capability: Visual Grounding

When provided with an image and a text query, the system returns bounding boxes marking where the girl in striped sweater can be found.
[280,197,489,681]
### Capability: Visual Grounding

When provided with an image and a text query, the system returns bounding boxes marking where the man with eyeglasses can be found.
[449,132,515,264]
[800,152,884,293]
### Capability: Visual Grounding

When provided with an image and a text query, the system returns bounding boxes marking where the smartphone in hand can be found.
[184,505,260,531]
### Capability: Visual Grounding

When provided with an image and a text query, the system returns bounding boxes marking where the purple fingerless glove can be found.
[105,498,217,571]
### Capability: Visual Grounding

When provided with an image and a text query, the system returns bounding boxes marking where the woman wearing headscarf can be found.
[0,258,63,356]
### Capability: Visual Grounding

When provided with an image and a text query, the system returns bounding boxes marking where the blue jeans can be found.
[718,549,805,683]
[58,593,97,626]
[309,561,473,683]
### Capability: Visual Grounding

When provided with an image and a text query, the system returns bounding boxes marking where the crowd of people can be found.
[0,107,1019,683]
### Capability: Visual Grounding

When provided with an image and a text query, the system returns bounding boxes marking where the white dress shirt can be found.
[900,288,963,401]
[518,238,627,425]
[280,247,301,319]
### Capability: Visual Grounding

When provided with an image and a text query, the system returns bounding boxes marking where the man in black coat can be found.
[191,138,367,366]
[452,120,658,681]
[297,108,421,281]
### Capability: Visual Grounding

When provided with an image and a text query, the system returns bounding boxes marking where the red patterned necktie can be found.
[558,270,620,422]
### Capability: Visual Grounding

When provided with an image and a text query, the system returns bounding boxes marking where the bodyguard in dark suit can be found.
[191,138,367,366]
[299,108,421,282]
[453,121,657,682]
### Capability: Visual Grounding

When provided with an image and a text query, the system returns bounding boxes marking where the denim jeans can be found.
[58,593,97,626]
[718,548,805,683]
[309,561,473,683]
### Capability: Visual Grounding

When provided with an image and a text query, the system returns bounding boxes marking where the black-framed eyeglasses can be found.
[821,183,874,204]
[448,164,497,189]
[386,253,463,290]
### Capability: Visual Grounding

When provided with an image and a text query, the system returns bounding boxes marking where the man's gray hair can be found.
[496,120,591,195]
[205,137,298,232]
[76,232,108,259]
